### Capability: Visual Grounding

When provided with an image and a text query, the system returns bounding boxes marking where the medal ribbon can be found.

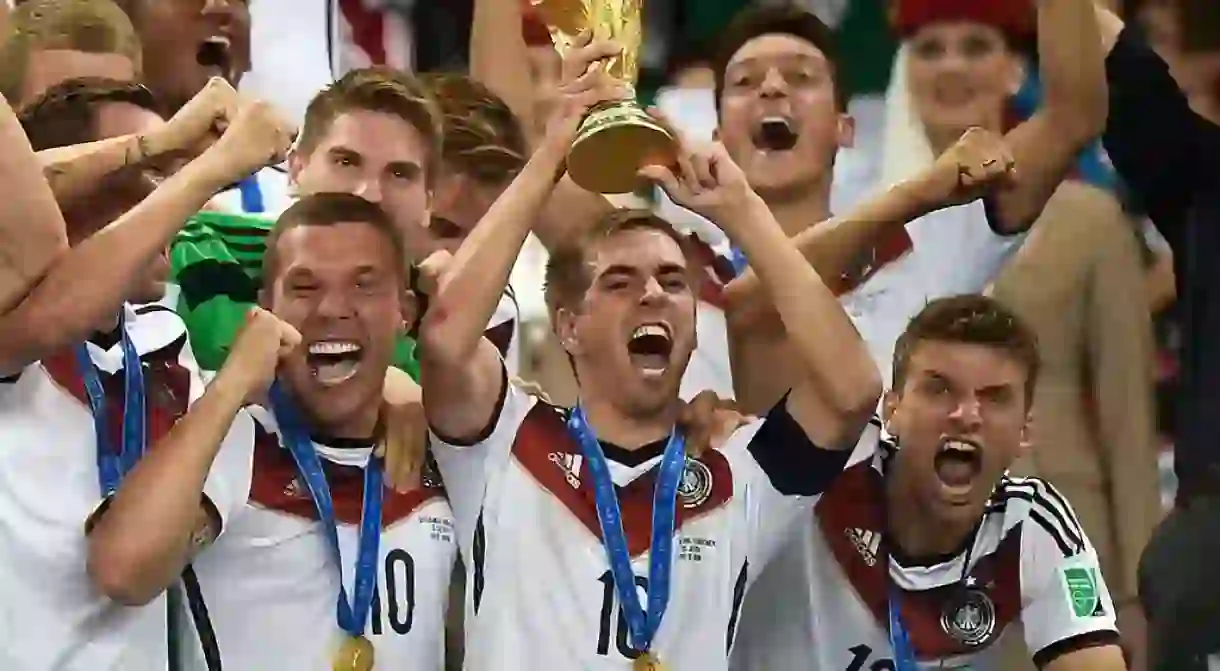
[76,311,146,495]
[567,404,686,656]
[887,589,920,671]
[269,381,383,638]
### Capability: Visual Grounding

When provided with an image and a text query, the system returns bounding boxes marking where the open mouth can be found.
[196,36,233,75]
[933,438,983,495]
[626,323,673,379]
[753,116,799,152]
[306,341,364,386]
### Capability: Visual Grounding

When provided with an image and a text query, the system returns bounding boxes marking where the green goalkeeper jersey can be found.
[170,211,421,379]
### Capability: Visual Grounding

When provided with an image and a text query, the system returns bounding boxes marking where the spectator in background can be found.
[0,0,140,107]
[990,181,1161,669]
[1092,2,1220,669]
[114,0,291,215]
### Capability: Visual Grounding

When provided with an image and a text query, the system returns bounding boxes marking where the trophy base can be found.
[567,100,677,195]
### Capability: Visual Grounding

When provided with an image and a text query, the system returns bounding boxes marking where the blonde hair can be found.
[879,43,936,189]
[0,0,141,104]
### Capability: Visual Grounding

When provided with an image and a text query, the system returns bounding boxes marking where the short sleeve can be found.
[1019,485,1121,665]
[728,400,873,564]
[428,367,537,548]
[200,408,256,534]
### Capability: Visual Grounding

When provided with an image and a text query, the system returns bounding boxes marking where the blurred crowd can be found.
[0,0,1216,669]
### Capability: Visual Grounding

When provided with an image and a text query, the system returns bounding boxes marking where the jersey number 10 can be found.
[370,549,416,635]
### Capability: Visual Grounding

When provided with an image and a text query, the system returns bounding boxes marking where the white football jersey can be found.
[431,373,875,670]
[841,200,1024,387]
[0,303,254,670]
[730,435,1120,670]
[181,407,457,670]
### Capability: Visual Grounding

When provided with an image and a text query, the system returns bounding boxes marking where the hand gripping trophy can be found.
[531,0,677,194]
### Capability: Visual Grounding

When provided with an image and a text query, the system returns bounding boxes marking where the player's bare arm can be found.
[642,142,881,449]
[33,79,239,208]
[988,0,1107,232]
[0,92,69,316]
[86,308,298,605]
[470,0,613,251]
[1043,641,1128,670]
[726,128,1018,414]
[419,33,630,442]
[0,87,293,374]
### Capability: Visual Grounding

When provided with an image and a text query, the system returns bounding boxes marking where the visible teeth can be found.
[631,324,668,340]
[204,36,231,47]
[944,440,976,453]
[761,116,790,126]
[308,341,361,355]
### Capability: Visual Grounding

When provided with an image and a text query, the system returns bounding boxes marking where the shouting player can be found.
[416,37,882,670]
[732,295,1127,670]
[181,193,456,669]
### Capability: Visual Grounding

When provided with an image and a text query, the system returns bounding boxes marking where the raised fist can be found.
[919,127,1017,209]
[203,99,296,184]
[223,307,301,402]
[146,77,240,159]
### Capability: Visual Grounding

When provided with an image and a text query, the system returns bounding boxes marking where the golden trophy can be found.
[531,0,677,194]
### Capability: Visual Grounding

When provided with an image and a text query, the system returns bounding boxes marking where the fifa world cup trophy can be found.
[532,0,677,194]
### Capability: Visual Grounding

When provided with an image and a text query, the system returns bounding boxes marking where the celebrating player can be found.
[731,295,1127,670]
[179,193,456,669]
[0,79,291,668]
[416,45,881,669]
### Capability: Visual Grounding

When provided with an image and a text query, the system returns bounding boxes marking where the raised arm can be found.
[419,40,627,441]
[1095,6,1216,244]
[0,88,292,374]
[0,93,69,314]
[988,0,1108,232]
[726,128,1018,413]
[470,0,613,251]
[88,308,297,605]
[644,143,881,449]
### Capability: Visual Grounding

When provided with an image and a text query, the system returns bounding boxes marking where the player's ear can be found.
[881,389,899,433]
[399,288,419,335]
[1018,410,1033,456]
[553,306,582,357]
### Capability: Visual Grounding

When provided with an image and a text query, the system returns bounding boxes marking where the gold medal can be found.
[634,652,665,671]
[333,634,375,671]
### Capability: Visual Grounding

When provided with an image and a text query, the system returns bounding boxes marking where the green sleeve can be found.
[171,211,423,382]
[170,212,272,371]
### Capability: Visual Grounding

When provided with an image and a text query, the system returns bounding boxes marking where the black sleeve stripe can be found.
[994,482,1085,555]
[1006,477,1087,550]
[133,303,176,316]
[429,360,509,448]
[1032,629,1121,668]
[1030,477,1086,542]
[176,259,260,310]
[1027,509,1077,557]
[0,372,21,384]
[745,393,853,496]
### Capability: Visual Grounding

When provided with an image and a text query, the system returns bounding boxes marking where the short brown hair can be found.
[297,66,443,187]
[544,208,694,315]
[19,75,155,150]
[0,0,141,104]
[892,294,1040,406]
[264,192,406,287]
[713,2,846,112]
[418,72,528,184]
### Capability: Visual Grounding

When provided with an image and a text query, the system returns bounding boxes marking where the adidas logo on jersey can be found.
[548,452,583,489]
[846,527,881,566]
